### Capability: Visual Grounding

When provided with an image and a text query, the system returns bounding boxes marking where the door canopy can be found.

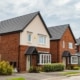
[62,51,71,57]
[25,46,38,55]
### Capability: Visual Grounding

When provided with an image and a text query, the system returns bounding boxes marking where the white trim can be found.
[68,42,73,49]
[39,54,51,65]
[38,34,46,45]
[27,32,32,43]
[71,56,78,64]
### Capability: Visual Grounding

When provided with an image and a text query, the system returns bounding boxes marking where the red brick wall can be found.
[59,27,76,62]
[50,40,59,63]
[19,45,28,72]
[19,45,50,72]
[50,27,76,63]
[0,32,20,68]
[76,45,80,52]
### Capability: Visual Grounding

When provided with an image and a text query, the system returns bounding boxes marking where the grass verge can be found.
[7,77,25,80]
[61,71,80,77]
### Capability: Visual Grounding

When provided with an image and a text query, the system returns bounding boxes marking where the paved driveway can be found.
[62,76,80,80]
[0,72,80,80]
[0,72,66,80]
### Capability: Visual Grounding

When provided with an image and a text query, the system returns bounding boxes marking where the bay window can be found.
[39,54,51,65]
[71,56,78,64]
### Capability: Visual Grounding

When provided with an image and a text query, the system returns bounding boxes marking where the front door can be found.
[26,55,30,71]
[63,57,66,68]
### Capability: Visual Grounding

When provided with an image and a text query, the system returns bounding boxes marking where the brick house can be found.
[76,38,80,52]
[48,24,78,68]
[0,12,51,72]
[76,38,80,65]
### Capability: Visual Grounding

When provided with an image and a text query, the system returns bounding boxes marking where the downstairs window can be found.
[71,56,78,64]
[39,54,51,65]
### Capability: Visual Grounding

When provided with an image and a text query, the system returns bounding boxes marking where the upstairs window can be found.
[38,34,46,45]
[63,41,65,48]
[27,32,32,42]
[68,42,73,49]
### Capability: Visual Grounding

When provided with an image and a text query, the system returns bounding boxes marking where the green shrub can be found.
[0,61,13,75]
[73,66,80,70]
[42,63,64,72]
[29,66,41,73]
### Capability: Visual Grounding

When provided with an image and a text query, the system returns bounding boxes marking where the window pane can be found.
[69,43,73,49]
[71,56,78,64]
[39,54,51,65]
[27,33,32,42]
[39,35,46,44]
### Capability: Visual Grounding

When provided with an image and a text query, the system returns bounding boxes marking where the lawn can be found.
[7,77,25,80]
[62,71,80,76]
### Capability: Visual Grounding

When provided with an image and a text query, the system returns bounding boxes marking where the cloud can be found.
[75,2,80,10]
[0,0,80,38]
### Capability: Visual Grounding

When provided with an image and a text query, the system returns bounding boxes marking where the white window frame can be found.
[38,34,46,45]
[71,56,78,64]
[39,54,51,65]
[68,42,73,49]
[27,32,32,43]
[63,41,65,48]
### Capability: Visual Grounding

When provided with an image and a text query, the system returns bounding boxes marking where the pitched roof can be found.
[0,11,51,37]
[48,24,76,42]
[76,38,80,45]
[48,24,69,40]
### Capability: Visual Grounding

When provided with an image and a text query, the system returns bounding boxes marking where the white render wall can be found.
[20,15,50,48]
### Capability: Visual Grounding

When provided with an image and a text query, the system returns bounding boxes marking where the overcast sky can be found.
[0,0,80,38]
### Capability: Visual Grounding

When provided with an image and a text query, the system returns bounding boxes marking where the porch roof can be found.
[25,46,38,55]
[62,51,71,57]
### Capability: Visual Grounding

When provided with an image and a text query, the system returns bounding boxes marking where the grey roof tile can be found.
[0,12,38,34]
[48,24,69,40]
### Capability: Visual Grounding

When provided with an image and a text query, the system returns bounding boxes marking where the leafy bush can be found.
[0,61,13,75]
[73,66,80,70]
[42,63,64,72]
[29,66,41,73]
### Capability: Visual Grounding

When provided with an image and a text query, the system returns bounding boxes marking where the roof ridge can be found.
[0,11,39,23]
[48,24,69,28]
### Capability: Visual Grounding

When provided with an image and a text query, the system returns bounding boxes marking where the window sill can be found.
[38,43,46,46]
[27,41,32,44]
[38,63,51,65]
[71,63,78,64]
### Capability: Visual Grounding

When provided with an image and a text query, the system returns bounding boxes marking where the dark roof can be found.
[76,38,80,45]
[48,24,69,40]
[0,11,51,37]
[25,46,38,55]
[48,24,76,42]
[62,51,71,57]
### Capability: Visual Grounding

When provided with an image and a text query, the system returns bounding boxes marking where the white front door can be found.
[63,57,66,68]
[26,55,30,71]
